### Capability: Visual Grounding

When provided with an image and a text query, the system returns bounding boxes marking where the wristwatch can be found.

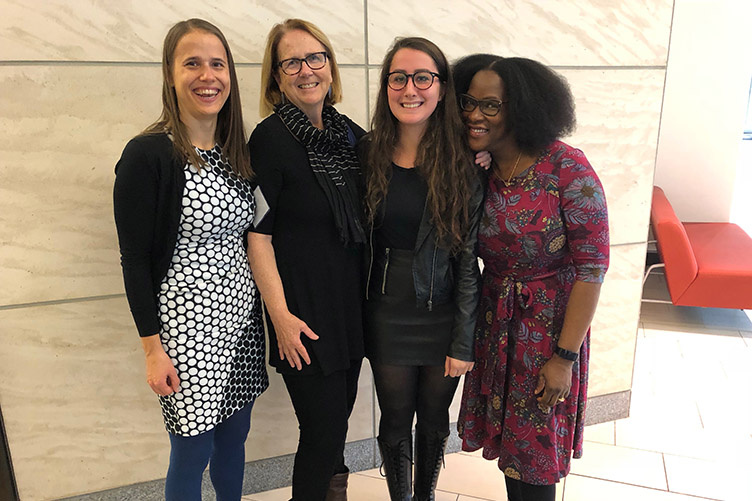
[553,345,579,362]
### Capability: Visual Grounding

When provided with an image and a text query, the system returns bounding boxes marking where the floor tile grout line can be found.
[567,473,719,500]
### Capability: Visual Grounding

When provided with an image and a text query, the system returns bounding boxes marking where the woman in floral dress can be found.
[453,54,609,501]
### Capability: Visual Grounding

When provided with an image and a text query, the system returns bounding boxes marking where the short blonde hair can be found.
[259,19,343,116]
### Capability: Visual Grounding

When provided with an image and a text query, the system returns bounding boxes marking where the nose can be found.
[199,63,215,81]
[299,61,314,76]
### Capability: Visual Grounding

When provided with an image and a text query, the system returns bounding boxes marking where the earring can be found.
[327,86,332,99]
[281,92,288,105]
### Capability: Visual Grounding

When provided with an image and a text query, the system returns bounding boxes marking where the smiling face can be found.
[275,29,332,122]
[462,69,510,154]
[386,48,443,133]
[170,30,230,128]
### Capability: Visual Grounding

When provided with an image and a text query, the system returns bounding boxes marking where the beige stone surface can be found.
[0,0,366,63]
[588,242,645,396]
[0,297,169,500]
[367,0,673,66]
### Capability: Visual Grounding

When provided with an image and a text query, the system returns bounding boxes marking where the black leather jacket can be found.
[364,174,484,362]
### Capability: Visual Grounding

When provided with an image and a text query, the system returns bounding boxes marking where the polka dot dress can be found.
[157,145,268,437]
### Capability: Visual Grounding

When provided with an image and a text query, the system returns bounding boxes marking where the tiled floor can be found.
[244,275,752,501]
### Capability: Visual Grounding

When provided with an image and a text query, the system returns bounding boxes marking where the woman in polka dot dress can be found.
[113,19,268,501]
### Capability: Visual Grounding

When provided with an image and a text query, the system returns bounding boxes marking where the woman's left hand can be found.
[475,151,492,170]
[534,356,573,408]
[445,357,474,378]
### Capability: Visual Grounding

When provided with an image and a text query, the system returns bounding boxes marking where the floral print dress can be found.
[458,141,609,485]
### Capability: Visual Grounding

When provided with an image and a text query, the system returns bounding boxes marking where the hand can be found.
[144,349,180,396]
[534,355,573,408]
[270,310,319,371]
[445,356,475,378]
[475,150,492,171]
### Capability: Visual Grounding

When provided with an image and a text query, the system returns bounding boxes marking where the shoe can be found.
[377,436,413,501]
[324,471,349,501]
[413,430,449,501]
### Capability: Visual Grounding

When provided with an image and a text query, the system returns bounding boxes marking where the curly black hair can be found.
[453,54,576,154]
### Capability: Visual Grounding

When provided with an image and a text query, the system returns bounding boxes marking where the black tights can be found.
[371,362,459,443]
[505,477,556,501]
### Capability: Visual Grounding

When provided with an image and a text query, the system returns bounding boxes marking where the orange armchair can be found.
[645,186,752,309]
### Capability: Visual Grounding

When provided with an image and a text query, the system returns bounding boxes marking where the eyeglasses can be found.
[386,71,441,91]
[277,51,328,76]
[459,94,507,117]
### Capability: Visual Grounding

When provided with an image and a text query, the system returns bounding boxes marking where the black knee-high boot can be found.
[413,430,449,501]
[378,436,413,501]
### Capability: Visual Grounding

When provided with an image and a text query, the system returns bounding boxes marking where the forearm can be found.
[556,280,602,354]
[246,232,289,322]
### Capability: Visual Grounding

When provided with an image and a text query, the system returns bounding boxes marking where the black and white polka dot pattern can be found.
[157,146,268,437]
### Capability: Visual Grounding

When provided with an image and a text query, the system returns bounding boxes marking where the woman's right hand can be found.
[141,335,180,396]
[270,311,319,371]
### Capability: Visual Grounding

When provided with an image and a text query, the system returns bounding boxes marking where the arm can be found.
[247,233,318,371]
[446,175,484,377]
[535,281,601,406]
[536,146,609,407]
[113,137,179,395]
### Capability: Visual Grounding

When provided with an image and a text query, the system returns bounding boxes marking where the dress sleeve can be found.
[558,147,610,283]
[113,138,161,337]
[248,121,282,235]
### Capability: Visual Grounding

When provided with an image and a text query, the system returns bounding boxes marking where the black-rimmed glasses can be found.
[459,94,507,117]
[277,52,328,75]
[386,71,441,91]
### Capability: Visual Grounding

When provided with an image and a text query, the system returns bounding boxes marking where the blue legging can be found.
[165,401,254,501]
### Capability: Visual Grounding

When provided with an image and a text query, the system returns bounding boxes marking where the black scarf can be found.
[275,103,366,246]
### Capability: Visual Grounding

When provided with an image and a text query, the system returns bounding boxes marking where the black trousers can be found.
[282,359,362,501]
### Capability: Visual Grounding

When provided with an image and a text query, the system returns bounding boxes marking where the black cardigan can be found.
[113,133,185,337]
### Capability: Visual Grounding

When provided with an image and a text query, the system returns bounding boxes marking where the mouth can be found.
[401,102,423,109]
[298,82,319,89]
[467,125,489,136]
[194,88,220,100]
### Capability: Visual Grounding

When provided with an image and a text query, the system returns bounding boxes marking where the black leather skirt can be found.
[364,248,454,366]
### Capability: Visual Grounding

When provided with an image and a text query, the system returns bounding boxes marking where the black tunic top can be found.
[375,164,428,251]
[249,113,366,376]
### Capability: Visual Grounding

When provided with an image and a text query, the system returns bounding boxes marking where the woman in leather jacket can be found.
[358,37,483,501]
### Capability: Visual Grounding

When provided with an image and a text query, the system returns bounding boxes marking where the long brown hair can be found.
[365,37,475,253]
[259,18,343,117]
[143,18,251,179]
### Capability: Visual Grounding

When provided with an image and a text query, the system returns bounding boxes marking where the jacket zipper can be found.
[366,225,374,300]
[428,246,437,311]
[381,248,391,294]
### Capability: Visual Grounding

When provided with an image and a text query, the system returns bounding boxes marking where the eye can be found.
[389,73,407,84]
[414,72,432,84]
[482,101,502,113]
[307,53,324,64]
[184,60,198,67]
[212,60,226,68]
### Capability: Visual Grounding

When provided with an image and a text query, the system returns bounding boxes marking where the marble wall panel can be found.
[0,65,368,307]
[589,242,646,396]
[0,0,366,64]
[367,0,673,66]
[0,297,169,501]
[563,69,664,246]
[0,65,161,306]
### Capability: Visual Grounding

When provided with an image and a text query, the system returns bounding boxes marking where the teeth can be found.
[470,128,487,134]
[402,103,421,108]
[195,89,218,97]
[299,83,317,89]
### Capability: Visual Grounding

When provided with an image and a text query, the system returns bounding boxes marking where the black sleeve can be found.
[248,120,283,235]
[448,174,484,361]
[113,138,161,337]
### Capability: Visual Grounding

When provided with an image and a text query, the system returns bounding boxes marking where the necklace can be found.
[504,151,523,184]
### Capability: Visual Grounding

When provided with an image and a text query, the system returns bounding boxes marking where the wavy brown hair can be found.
[365,37,475,253]
[143,18,251,179]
